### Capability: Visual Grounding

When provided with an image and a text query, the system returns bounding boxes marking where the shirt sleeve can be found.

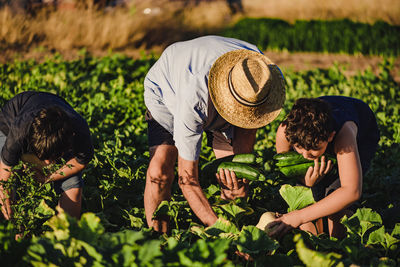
[1,125,25,166]
[173,75,208,161]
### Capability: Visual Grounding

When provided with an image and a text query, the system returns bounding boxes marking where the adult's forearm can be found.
[180,182,218,226]
[178,156,217,226]
[144,175,172,229]
[298,186,360,224]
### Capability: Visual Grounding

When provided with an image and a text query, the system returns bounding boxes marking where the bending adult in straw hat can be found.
[143,35,285,233]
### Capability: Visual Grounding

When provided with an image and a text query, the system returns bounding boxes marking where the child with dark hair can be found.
[0,91,94,220]
[269,96,379,238]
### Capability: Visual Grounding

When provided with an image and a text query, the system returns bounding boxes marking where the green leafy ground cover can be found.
[0,53,399,266]
[221,18,400,56]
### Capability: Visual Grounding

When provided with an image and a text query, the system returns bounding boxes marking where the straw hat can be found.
[208,49,285,129]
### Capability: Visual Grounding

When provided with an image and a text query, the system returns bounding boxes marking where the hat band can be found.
[228,68,270,107]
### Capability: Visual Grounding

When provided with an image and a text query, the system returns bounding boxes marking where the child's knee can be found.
[299,220,322,235]
[328,209,353,222]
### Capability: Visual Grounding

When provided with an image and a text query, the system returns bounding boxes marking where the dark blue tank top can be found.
[319,96,379,171]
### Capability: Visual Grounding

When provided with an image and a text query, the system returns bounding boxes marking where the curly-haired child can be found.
[269,96,379,238]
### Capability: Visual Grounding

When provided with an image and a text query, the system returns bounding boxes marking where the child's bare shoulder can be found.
[334,121,358,153]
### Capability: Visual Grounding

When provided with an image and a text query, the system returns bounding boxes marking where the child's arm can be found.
[44,158,87,183]
[270,121,362,237]
[0,161,12,219]
[275,124,291,153]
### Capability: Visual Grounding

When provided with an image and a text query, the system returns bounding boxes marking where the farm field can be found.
[0,51,399,266]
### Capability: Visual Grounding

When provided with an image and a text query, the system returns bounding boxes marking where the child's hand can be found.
[216,169,249,200]
[267,211,302,239]
[304,155,333,187]
[15,233,24,240]
[235,250,253,261]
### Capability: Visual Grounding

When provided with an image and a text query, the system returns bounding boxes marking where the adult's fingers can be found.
[218,168,228,188]
[223,168,234,189]
[218,169,245,190]
[220,190,228,200]
[230,170,240,190]
[220,169,240,190]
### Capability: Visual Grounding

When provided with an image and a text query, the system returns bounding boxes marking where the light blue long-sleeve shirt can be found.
[144,35,262,161]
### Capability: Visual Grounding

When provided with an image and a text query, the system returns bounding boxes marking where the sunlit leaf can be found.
[234,225,278,255]
[341,208,382,240]
[294,234,345,267]
[279,184,315,212]
[35,200,55,218]
[220,202,246,218]
[205,218,239,237]
[391,223,400,237]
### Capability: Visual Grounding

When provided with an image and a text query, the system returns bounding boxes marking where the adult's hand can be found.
[216,168,249,200]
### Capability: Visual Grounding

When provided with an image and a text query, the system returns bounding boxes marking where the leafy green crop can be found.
[279,185,315,212]
[0,163,58,238]
[0,53,399,266]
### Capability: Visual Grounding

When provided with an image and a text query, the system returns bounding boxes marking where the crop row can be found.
[221,18,400,56]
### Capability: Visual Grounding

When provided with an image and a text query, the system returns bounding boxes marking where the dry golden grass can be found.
[243,0,400,25]
[1,1,189,52]
[0,0,399,58]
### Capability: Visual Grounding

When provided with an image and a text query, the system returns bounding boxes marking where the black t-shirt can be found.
[0,91,94,166]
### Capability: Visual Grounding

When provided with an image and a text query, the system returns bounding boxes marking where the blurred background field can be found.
[1,0,399,80]
[2,0,399,50]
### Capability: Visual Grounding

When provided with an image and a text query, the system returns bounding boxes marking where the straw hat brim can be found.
[208,49,286,129]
